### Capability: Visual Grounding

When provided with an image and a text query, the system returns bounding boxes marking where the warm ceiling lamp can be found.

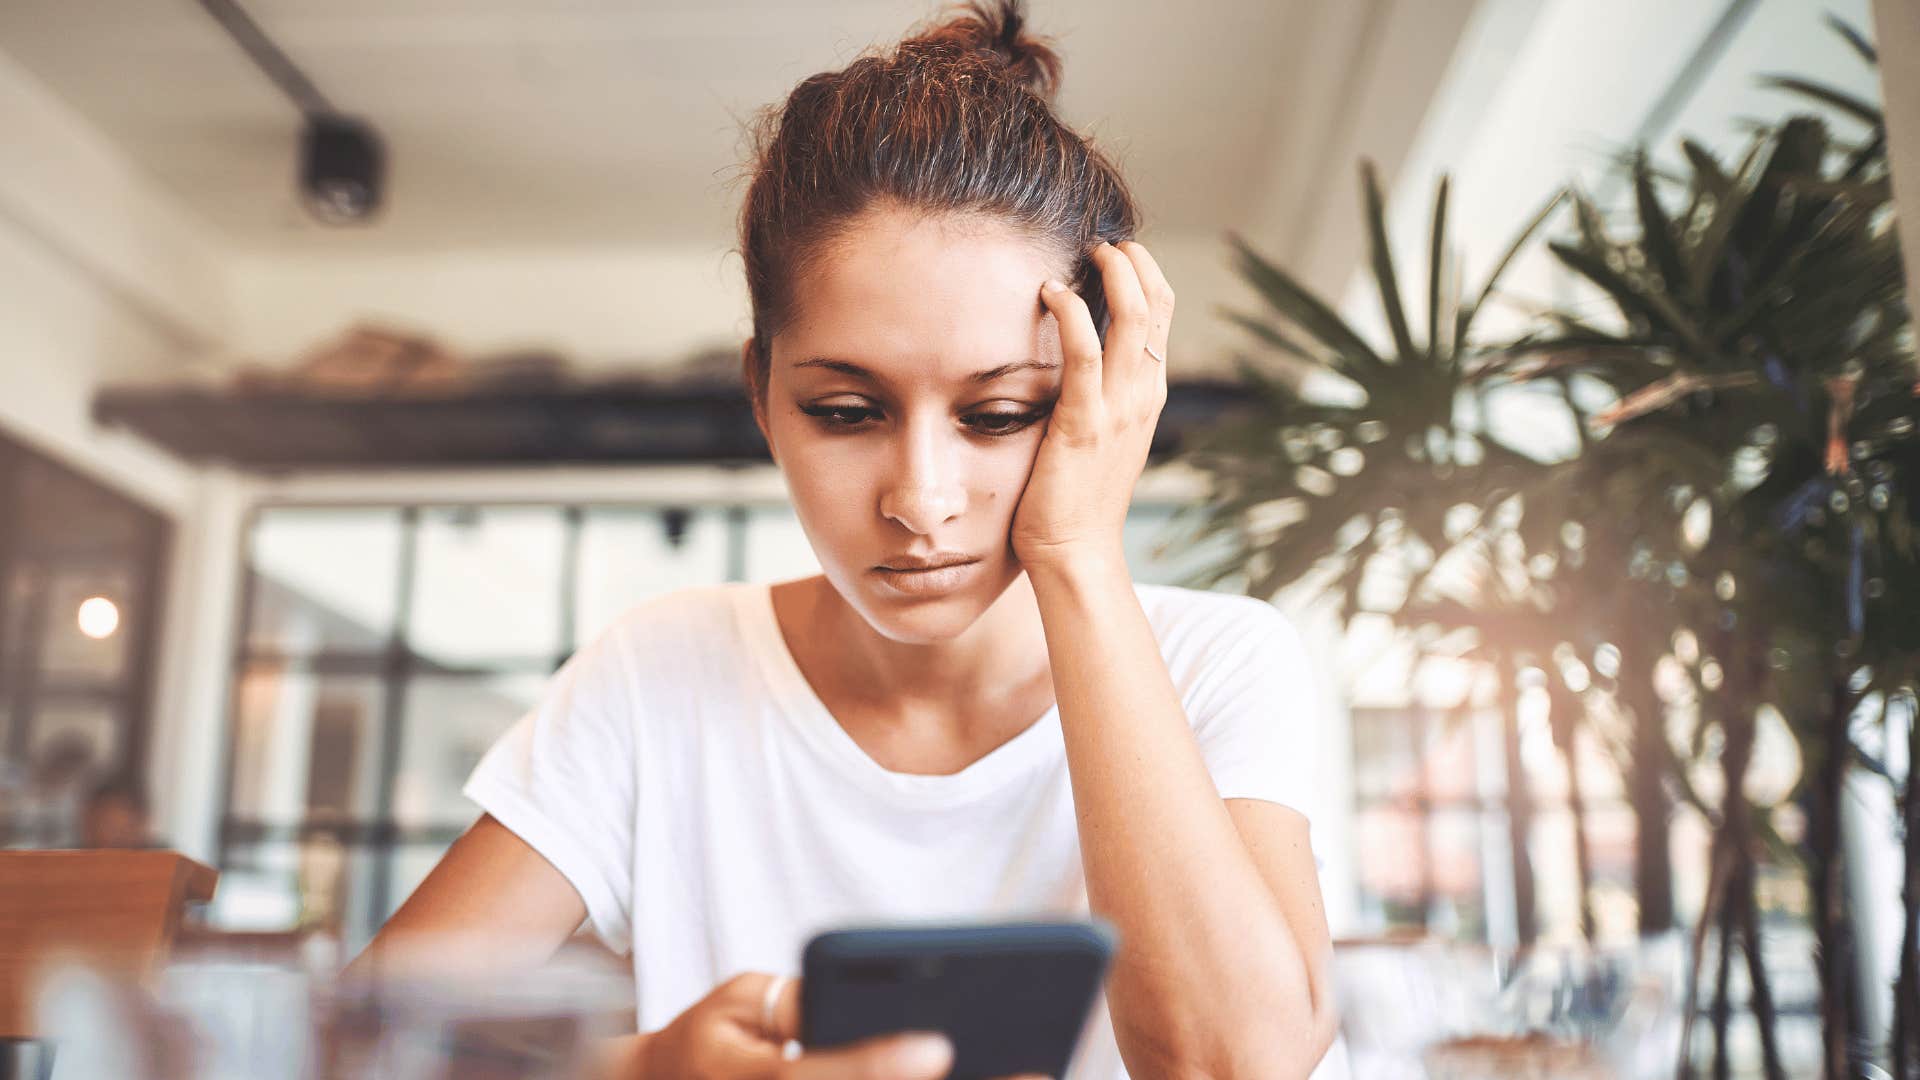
[77,596,120,640]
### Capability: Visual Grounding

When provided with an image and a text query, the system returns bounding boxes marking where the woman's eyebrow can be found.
[792,357,1061,384]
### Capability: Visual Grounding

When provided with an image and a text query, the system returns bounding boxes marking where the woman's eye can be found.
[801,404,880,427]
[968,410,1045,434]
[798,404,1046,436]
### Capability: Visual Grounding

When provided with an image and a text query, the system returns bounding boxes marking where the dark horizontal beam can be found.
[92,378,1257,474]
[220,817,468,848]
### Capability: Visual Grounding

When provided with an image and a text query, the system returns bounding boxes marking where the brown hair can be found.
[734,0,1141,410]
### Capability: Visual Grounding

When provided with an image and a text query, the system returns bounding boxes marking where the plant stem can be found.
[1627,657,1677,933]
[1500,656,1538,946]
[1549,680,1597,941]
[1739,862,1787,1080]
[1711,879,1735,1080]
[1808,676,1862,1080]
[1677,839,1733,1080]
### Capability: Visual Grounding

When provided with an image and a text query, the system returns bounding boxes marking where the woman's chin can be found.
[842,566,1016,642]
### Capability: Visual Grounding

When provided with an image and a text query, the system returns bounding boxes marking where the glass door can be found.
[0,432,172,848]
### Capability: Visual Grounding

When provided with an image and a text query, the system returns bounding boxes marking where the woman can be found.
[353,2,1339,1077]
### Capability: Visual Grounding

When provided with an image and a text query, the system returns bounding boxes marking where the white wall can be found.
[0,48,220,509]
[221,230,1254,378]
[224,246,750,372]
[0,47,249,860]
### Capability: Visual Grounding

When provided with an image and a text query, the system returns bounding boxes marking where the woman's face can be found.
[755,203,1071,644]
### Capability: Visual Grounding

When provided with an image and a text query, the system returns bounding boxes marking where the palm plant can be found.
[1177,163,1563,611]
[1163,156,1586,947]
[1167,14,1917,1078]
[1498,22,1913,1073]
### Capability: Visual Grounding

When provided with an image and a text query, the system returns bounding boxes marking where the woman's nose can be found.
[878,420,967,533]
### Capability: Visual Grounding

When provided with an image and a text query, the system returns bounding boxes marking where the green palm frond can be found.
[1223,232,1386,383]
[1760,75,1883,127]
[1362,160,1420,366]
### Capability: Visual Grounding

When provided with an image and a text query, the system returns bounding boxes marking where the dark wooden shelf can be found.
[92,377,1255,473]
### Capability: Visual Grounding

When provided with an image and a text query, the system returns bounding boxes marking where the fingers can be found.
[771,973,802,1042]
[1114,240,1175,366]
[780,1032,954,1080]
[1089,241,1151,383]
[1039,278,1103,416]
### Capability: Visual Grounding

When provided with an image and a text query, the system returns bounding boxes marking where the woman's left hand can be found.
[1011,240,1174,576]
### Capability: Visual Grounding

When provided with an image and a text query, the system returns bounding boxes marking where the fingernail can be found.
[1042,279,1066,293]
[891,1032,954,1072]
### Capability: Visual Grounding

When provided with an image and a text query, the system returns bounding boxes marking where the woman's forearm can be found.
[588,1033,652,1080]
[1028,553,1323,1078]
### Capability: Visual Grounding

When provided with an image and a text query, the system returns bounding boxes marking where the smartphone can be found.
[800,919,1116,1080]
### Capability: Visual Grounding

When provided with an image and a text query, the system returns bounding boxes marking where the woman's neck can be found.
[773,571,1057,759]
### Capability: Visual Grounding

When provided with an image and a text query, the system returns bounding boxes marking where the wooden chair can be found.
[0,850,217,1043]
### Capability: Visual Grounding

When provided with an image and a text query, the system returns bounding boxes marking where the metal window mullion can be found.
[214,506,265,873]
[2,561,44,769]
[724,505,748,583]
[558,506,583,663]
[366,506,421,931]
[1414,706,1437,933]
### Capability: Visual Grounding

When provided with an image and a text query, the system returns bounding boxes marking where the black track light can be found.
[301,115,385,225]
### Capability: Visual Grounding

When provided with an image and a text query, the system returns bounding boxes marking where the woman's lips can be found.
[872,559,982,594]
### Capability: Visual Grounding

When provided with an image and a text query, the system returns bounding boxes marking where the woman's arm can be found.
[1016,241,1334,1078]
[1030,556,1337,1080]
[345,815,657,1078]
[346,813,587,979]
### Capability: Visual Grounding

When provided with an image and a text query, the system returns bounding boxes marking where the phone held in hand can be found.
[801,919,1117,1080]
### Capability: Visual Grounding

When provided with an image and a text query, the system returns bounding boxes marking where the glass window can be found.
[206,841,304,931]
[1,560,33,673]
[744,506,820,583]
[34,564,133,680]
[410,507,567,666]
[217,839,385,954]
[392,673,546,828]
[1122,503,1240,586]
[26,700,122,775]
[382,843,457,927]
[1427,808,1488,939]
[575,507,730,644]
[227,668,387,828]
[247,508,403,657]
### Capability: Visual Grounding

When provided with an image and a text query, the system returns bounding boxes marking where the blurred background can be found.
[1,1,1915,1076]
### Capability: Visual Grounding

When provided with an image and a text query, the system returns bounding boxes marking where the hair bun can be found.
[911,0,1064,102]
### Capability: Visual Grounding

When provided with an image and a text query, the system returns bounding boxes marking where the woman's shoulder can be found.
[552,582,768,710]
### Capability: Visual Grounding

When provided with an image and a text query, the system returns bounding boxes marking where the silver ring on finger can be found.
[1144,343,1165,363]
[760,974,790,1039]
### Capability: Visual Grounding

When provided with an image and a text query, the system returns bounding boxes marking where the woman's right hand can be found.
[626,973,1052,1079]
[630,972,959,1080]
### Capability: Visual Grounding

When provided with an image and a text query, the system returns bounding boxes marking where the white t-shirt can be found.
[463,578,1343,1079]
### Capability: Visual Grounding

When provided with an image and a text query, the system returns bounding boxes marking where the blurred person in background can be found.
[78,771,153,849]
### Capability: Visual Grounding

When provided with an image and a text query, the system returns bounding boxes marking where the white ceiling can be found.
[0,0,1355,254]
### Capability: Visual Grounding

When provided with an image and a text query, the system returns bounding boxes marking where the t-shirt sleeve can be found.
[1185,598,1320,816]
[461,623,637,955]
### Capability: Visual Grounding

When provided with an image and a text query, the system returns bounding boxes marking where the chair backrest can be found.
[0,850,217,1039]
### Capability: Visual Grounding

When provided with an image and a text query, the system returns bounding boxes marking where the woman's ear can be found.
[742,338,777,465]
